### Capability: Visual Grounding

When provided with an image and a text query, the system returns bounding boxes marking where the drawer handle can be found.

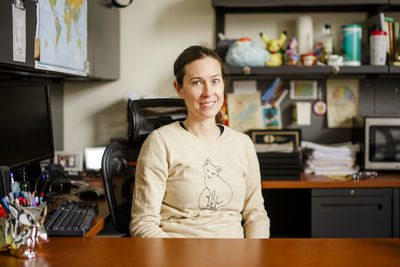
[321,203,383,210]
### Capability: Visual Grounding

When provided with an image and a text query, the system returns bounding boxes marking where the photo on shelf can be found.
[290,80,317,100]
[54,151,83,172]
[262,104,281,129]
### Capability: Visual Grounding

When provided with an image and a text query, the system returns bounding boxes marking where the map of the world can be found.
[36,0,87,76]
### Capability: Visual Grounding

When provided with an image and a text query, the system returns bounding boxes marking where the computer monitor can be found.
[84,147,106,172]
[0,84,54,171]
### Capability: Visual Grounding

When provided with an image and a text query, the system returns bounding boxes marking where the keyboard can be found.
[45,201,98,236]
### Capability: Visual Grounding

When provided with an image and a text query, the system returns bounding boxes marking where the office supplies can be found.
[3,202,48,259]
[247,129,302,181]
[45,201,98,236]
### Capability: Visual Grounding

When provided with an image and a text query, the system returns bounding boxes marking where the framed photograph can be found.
[54,151,83,172]
[290,80,317,100]
[262,105,281,129]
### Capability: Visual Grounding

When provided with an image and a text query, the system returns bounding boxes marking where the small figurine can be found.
[5,204,48,259]
[285,37,299,66]
[260,31,287,66]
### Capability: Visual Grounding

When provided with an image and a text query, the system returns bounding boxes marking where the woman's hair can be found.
[173,45,225,88]
[173,45,226,124]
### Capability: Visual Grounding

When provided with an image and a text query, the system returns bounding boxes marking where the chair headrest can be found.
[127,98,187,141]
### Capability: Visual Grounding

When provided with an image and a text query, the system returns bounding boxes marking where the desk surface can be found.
[262,173,400,189]
[48,177,109,237]
[1,238,399,266]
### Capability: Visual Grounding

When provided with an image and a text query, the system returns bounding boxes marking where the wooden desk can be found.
[0,238,399,266]
[262,173,400,189]
[261,173,400,238]
[47,177,109,237]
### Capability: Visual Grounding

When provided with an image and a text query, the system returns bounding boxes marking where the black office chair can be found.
[101,98,187,235]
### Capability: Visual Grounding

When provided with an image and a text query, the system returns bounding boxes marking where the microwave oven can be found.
[364,117,400,170]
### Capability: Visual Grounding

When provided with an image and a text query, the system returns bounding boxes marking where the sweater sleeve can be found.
[129,131,170,238]
[242,137,270,238]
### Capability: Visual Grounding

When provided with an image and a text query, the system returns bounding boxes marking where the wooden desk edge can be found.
[86,216,106,237]
[262,173,400,189]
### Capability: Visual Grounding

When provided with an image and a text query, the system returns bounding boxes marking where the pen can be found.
[9,192,14,202]
[1,197,9,213]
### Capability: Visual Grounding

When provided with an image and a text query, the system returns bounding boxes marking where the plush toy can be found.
[259,31,287,66]
[216,33,237,60]
[225,37,269,67]
[285,37,299,66]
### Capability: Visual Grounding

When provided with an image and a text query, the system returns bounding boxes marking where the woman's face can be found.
[175,57,224,123]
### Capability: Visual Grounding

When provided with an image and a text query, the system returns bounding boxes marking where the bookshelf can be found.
[212,0,400,77]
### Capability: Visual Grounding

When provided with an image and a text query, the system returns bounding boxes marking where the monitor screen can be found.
[369,126,400,162]
[0,84,54,168]
[84,147,106,171]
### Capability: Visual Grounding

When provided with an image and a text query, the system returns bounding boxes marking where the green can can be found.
[341,24,362,66]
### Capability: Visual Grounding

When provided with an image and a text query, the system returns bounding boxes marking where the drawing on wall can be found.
[262,104,281,129]
[227,91,263,132]
[326,79,359,128]
[290,80,317,100]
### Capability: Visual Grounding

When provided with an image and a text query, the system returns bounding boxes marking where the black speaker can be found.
[0,166,11,198]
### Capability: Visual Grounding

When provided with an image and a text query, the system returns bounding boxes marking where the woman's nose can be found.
[202,82,213,95]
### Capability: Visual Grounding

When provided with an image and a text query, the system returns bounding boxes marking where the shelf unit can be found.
[0,0,120,81]
[212,0,400,77]
[224,65,390,78]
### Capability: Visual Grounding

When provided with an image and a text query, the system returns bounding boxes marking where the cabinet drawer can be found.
[312,188,393,197]
[312,189,392,238]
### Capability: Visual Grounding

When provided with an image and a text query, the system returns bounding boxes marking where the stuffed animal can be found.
[216,33,237,60]
[259,31,287,66]
[285,37,299,66]
[225,37,269,67]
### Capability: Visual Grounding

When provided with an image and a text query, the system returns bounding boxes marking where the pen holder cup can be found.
[0,203,48,259]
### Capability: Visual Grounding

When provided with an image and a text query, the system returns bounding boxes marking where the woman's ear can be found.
[174,81,184,98]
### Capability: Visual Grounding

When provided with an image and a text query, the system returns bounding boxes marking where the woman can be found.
[130,45,270,238]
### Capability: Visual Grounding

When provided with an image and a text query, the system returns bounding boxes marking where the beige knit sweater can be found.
[130,122,270,238]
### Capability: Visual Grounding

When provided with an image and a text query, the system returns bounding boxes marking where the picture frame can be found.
[246,128,302,152]
[262,105,282,129]
[290,80,318,100]
[54,151,83,172]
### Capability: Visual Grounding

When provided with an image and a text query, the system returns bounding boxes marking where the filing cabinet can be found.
[311,188,393,238]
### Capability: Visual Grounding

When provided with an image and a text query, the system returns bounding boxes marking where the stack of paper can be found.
[302,141,360,175]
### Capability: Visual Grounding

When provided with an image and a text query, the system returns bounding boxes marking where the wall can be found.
[63,0,214,152]
[63,1,399,152]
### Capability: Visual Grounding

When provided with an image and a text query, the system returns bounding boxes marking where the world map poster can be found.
[35,0,87,76]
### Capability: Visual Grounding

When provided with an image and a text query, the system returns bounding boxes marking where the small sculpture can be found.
[260,31,287,66]
[3,204,48,258]
[286,37,299,66]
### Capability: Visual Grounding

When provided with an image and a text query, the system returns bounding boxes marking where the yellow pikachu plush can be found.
[260,31,287,66]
